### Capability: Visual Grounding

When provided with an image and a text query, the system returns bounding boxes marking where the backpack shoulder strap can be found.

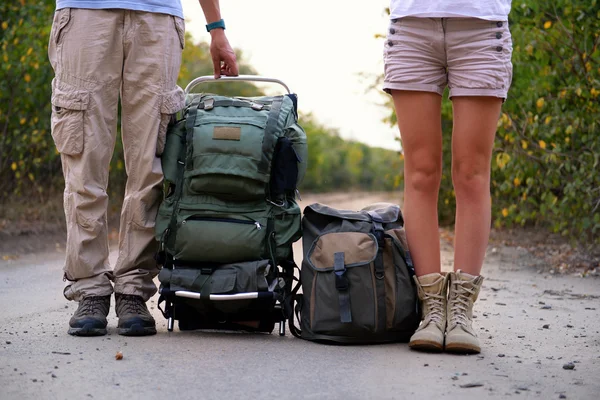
[163,96,202,253]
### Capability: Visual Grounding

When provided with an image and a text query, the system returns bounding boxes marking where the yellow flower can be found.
[576,87,582,97]
[502,208,509,217]
[1,22,7,30]
[536,98,545,109]
[19,118,26,125]
[522,193,527,201]
[24,74,30,83]
[27,47,32,56]
[496,153,511,169]
[559,90,567,99]
[521,140,528,150]
[11,162,17,171]
[514,177,521,187]
[544,116,552,125]
[539,140,547,149]
[543,21,552,29]
[591,88,599,98]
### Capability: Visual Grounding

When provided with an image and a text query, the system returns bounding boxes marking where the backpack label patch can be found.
[213,126,241,141]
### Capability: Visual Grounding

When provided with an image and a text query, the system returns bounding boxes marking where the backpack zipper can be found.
[183,216,262,230]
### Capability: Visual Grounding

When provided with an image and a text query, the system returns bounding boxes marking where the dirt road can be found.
[1,192,598,399]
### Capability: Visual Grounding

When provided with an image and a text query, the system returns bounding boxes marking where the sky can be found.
[181,0,400,151]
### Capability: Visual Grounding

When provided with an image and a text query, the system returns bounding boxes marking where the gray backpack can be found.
[290,203,420,343]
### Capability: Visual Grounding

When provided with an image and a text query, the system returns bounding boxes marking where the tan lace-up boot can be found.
[409,273,448,352]
[445,270,484,354]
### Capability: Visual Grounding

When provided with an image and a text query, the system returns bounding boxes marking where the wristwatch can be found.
[206,19,225,32]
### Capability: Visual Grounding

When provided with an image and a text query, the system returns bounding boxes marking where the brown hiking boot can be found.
[68,295,111,336]
[445,270,484,354]
[409,273,448,352]
[115,294,157,336]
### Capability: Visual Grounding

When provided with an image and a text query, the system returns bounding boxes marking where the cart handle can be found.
[184,75,292,95]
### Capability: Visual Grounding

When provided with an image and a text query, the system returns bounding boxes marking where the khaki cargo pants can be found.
[48,8,186,301]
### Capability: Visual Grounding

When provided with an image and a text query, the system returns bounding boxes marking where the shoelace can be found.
[117,295,146,315]
[422,292,445,325]
[80,297,108,315]
[448,282,475,327]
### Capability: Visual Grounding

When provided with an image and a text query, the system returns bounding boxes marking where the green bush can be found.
[0,1,58,202]
[382,0,599,244]
[493,0,599,243]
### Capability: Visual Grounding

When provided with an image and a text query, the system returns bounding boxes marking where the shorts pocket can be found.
[173,16,185,50]
[157,86,185,156]
[51,8,72,45]
[50,79,89,156]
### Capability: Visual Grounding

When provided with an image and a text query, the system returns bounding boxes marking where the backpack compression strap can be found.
[257,96,283,175]
[368,210,388,333]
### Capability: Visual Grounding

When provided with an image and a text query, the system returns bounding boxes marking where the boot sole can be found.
[118,324,157,336]
[68,324,107,336]
[445,343,481,354]
[409,339,444,352]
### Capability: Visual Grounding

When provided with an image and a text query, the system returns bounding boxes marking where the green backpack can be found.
[290,203,420,343]
[155,89,307,334]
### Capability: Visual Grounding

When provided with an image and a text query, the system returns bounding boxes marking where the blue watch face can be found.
[206,19,225,32]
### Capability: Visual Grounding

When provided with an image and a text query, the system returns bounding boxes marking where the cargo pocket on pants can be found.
[157,86,185,156]
[50,80,90,155]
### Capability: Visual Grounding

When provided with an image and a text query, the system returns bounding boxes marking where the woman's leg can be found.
[391,91,443,277]
[451,96,502,275]
[392,90,449,351]
[445,95,502,354]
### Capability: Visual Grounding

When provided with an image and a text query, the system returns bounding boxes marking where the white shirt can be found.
[390,0,512,21]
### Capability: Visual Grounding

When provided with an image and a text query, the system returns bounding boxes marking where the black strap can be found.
[288,293,303,339]
[368,211,387,331]
[200,275,212,301]
[334,252,352,324]
[286,93,298,117]
[258,96,283,175]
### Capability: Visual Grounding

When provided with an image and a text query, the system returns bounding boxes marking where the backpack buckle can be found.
[333,252,348,291]
[335,269,349,291]
[203,98,214,110]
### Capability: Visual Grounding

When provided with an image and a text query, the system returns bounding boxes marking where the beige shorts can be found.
[383,17,513,99]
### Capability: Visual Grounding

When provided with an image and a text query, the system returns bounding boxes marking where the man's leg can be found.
[48,8,123,335]
[113,11,185,336]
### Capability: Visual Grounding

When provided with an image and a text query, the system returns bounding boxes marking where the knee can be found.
[452,157,490,196]
[405,159,442,194]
